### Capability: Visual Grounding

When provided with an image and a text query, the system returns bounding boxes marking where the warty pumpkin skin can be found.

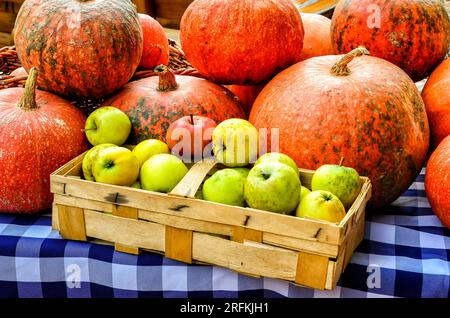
[14,0,143,99]
[422,58,450,148]
[180,0,304,85]
[425,135,450,229]
[0,68,88,214]
[250,48,430,209]
[331,0,450,82]
[104,66,246,144]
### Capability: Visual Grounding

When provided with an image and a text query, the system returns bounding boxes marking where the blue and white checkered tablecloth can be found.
[0,168,449,298]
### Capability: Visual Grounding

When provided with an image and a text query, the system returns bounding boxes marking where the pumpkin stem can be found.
[154,65,178,91]
[330,47,370,76]
[18,67,38,111]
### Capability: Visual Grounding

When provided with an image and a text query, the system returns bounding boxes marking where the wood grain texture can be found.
[57,205,87,241]
[295,251,329,290]
[165,226,193,263]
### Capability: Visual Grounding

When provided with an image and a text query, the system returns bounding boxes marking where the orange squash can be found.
[422,58,450,147]
[425,135,450,229]
[299,13,334,60]
[250,48,430,208]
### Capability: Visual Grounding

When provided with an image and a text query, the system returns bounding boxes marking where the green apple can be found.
[202,169,247,207]
[85,106,131,146]
[131,181,141,189]
[132,139,170,168]
[255,153,299,176]
[296,190,346,223]
[244,162,301,214]
[300,186,311,202]
[212,118,259,167]
[233,167,250,178]
[140,154,188,193]
[311,164,362,208]
[92,147,139,186]
[82,143,116,181]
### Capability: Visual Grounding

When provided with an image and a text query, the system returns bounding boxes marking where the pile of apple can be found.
[82,106,363,224]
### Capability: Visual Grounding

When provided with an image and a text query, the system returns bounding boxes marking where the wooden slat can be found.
[295,252,329,290]
[52,174,343,244]
[112,205,140,254]
[84,210,165,252]
[139,209,233,236]
[232,227,262,244]
[165,226,193,263]
[192,232,298,281]
[263,232,340,258]
[169,160,217,198]
[52,203,60,231]
[57,205,87,241]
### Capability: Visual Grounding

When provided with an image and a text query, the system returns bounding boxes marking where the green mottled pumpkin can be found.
[103,66,245,144]
[14,0,143,99]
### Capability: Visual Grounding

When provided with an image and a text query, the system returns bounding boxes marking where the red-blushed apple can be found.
[166,115,217,162]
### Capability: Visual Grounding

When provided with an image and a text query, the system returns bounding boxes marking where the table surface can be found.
[0,168,449,298]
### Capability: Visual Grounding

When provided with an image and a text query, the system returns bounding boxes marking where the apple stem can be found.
[190,114,194,125]
[339,157,345,167]
[81,128,96,132]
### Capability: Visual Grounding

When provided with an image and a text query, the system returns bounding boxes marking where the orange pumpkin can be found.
[14,0,143,99]
[299,13,333,60]
[180,0,304,85]
[422,58,450,147]
[0,68,88,214]
[225,84,265,117]
[425,135,450,229]
[138,13,170,69]
[250,48,430,208]
[104,66,245,144]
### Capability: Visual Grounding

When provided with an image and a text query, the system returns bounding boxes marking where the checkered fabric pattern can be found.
[0,169,449,298]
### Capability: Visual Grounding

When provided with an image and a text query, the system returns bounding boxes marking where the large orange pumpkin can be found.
[425,135,450,229]
[180,0,304,85]
[331,0,450,82]
[14,0,143,99]
[422,58,450,148]
[299,13,334,61]
[104,66,245,144]
[250,48,430,208]
[0,68,88,214]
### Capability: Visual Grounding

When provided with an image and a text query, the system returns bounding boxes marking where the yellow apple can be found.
[212,118,259,167]
[92,147,139,186]
[85,106,131,146]
[296,190,346,223]
[82,143,116,181]
[132,139,170,168]
[140,154,188,193]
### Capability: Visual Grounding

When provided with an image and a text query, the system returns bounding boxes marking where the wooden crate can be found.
[51,153,371,290]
